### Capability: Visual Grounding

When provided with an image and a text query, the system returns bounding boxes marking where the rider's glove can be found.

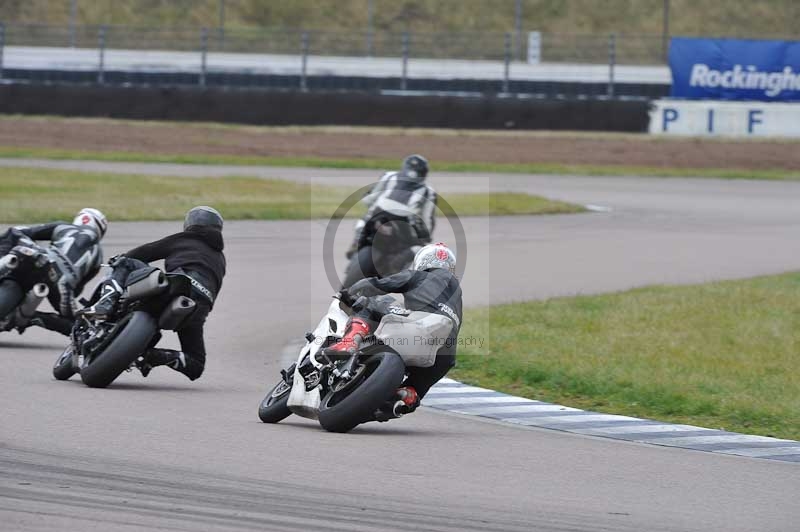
[349,278,382,298]
[336,289,354,307]
[107,254,126,267]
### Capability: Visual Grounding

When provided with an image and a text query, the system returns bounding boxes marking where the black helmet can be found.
[184,206,223,231]
[400,154,429,182]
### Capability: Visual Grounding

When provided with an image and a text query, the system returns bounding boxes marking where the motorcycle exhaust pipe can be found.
[0,254,19,271]
[17,283,50,321]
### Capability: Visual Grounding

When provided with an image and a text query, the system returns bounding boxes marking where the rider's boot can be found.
[320,317,371,360]
[26,312,72,336]
[0,314,14,332]
[137,348,187,378]
[85,280,123,317]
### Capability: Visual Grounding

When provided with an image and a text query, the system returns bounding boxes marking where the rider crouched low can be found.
[325,242,462,420]
[0,208,107,335]
[85,206,226,381]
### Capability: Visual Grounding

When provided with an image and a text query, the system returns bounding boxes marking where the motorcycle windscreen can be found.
[375,311,453,368]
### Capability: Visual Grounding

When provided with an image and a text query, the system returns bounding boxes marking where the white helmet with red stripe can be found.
[73,208,108,238]
[412,242,456,274]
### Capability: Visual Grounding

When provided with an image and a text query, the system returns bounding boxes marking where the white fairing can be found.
[286,297,453,420]
[287,299,349,419]
[375,311,453,368]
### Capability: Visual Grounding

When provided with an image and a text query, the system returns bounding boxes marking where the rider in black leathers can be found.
[85,206,226,381]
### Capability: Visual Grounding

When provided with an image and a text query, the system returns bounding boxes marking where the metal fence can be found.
[0,23,671,99]
[1,24,671,62]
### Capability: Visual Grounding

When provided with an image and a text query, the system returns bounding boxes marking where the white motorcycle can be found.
[258,291,453,433]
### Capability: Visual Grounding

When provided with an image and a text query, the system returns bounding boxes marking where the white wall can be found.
[649,99,800,138]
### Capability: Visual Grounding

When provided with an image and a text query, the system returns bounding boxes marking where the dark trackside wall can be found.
[0,84,650,132]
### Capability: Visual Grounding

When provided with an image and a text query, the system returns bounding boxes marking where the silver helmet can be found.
[399,154,429,182]
[412,242,456,274]
[184,206,223,231]
[73,208,108,237]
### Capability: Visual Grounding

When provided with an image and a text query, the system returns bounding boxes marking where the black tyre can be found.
[0,279,23,323]
[258,378,293,423]
[318,352,406,433]
[341,249,369,289]
[80,311,157,388]
[53,345,77,381]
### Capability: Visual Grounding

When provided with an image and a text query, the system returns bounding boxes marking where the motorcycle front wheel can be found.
[318,352,405,433]
[52,344,77,381]
[258,378,293,423]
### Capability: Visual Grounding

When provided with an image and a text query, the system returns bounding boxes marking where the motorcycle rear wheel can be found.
[0,279,23,324]
[80,311,157,388]
[318,352,405,433]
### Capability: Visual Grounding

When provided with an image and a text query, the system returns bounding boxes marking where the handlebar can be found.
[335,290,370,314]
[336,289,356,307]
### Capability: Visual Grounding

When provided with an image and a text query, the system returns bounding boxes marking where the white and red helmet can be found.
[412,242,456,274]
[73,208,108,237]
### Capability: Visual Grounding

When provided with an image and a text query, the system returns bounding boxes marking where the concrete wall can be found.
[0,84,650,131]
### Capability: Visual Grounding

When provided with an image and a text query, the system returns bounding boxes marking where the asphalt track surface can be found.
[1,162,799,531]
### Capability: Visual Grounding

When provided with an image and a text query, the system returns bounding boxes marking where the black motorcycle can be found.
[342,211,424,289]
[52,266,197,387]
[0,240,54,335]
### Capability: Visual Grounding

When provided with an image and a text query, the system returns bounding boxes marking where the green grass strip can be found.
[0,146,796,181]
[0,167,582,223]
[452,272,800,440]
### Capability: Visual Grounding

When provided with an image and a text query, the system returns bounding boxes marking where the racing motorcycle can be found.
[0,241,54,335]
[52,266,197,387]
[258,291,453,433]
[341,210,425,289]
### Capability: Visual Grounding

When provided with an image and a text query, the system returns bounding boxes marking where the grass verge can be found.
[0,167,582,223]
[452,273,800,440]
[0,146,797,181]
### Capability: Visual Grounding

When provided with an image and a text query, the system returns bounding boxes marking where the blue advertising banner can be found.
[669,37,800,101]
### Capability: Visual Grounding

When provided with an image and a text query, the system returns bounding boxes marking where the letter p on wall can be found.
[662,108,679,131]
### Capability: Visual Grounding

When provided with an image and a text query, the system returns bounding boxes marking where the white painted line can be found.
[585,204,613,213]
[638,434,795,446]
[715,447,800,458]
[424,387,497,395]
[573,424,716,435]
[451,404,583,415]
[423,395,539,406]
[503,413,642,425]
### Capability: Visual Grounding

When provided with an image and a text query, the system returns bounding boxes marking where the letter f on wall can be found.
[748,109,763,134]
[663,108,679,132]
